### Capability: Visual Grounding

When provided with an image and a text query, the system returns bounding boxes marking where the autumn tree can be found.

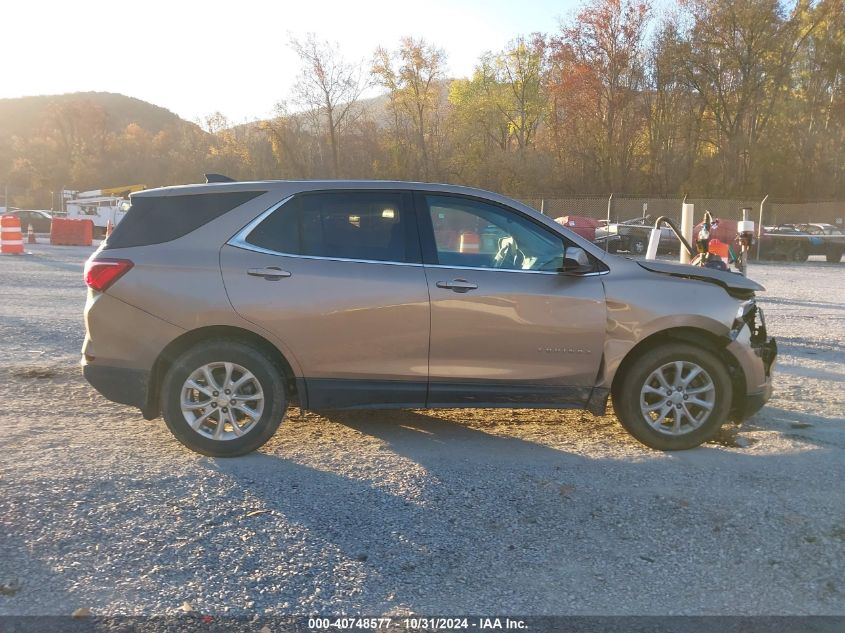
[769,0,845,197]
[549,0,651,191]
[3,0,845,206]
[448,35,550,191]
[675,0,828,194]
[372,38,447,179]
[200,112,256,180]
[643,19,706,193]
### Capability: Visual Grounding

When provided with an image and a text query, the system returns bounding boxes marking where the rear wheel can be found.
[629,236,647,256]
[826,249,843,263]
[790,244,809,262]
[160,340,287,456]
[612,342,732,450]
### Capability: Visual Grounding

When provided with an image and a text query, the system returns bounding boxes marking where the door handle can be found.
[436,278,478,293]
[247,266,292,280]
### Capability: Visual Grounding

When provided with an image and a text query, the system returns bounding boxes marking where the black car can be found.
[795,223,845,263]
[595,216,680,255]
[5,209,52,233]
[761,225,823,262]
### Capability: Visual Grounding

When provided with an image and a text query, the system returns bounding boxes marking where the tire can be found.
[612,342,733,450]
[826,249,843,263]
[160,340,287,456]
[790,245,809,263]
[629,236,647,255]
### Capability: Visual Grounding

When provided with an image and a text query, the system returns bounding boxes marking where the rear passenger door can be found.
[221,190,430,408]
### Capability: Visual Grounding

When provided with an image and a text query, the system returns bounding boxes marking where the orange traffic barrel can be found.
[459,231,480,253]
[708,238,730,259]
[1,215,24,254]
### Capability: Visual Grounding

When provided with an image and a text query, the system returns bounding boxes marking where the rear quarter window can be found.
[105,191,265,249]
[244,191,419,264]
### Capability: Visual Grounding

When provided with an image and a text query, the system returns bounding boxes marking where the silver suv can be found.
[82,180,776,456]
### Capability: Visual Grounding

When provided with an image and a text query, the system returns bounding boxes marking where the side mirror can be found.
[561,246,594,275]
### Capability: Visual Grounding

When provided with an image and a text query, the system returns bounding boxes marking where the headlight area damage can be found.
[731,300,778,378]
[637,260,778,375]
[637,260,763,299]
[635,259,777,422]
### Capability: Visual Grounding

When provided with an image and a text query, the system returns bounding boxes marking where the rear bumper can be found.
[82,363,151,413]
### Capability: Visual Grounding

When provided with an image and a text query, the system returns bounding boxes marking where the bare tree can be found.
[289,34,368,177]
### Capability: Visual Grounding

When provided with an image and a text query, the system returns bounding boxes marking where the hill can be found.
[0,92,201,139]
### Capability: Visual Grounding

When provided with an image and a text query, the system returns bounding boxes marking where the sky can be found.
[4,0,585,124]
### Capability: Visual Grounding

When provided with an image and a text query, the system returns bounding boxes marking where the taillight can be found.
[84,257,134,292]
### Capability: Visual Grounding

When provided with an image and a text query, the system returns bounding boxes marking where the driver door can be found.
[415,193,606,407]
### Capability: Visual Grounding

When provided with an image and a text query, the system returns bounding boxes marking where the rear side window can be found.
[105,191,265,249]
[246,191,419,263]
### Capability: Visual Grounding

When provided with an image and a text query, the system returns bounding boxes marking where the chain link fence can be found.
[515,194,845,227]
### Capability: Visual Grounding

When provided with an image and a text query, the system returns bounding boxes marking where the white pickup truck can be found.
[64,185,144,237]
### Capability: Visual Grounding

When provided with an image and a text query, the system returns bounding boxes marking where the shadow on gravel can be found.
[775,362,845,383]
[772,336,845,354]
[0,532,77,616]
[199,408,843,613]
[758,297,845,311]
[755,406,845,450]
[204,410,600,612]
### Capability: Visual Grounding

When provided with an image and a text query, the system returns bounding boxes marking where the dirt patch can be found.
[710,424,759,448]
[11,367,56,379]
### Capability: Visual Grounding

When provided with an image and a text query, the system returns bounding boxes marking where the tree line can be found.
[3,0,844,209]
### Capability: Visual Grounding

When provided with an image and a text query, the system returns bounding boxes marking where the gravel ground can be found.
[0,243,843,617]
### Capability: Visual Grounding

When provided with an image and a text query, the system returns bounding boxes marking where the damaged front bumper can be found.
[757,336,778,377]
[728,302,777,421]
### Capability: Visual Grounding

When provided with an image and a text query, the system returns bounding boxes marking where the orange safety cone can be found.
[27,224,36,244]
[105,220,114,238]
[1,215,25,254]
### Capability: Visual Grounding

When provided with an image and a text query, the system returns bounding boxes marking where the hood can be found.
[636,260,765,296]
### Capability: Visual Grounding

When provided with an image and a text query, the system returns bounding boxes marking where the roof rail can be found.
[205,173,236,183]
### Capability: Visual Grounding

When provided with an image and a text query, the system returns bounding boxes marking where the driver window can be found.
[425,195,567,272]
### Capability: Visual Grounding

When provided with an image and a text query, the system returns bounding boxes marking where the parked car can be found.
[82,180,776,456]
[4,209,52,233]
[595,216,681,255]
[692,219,823,263]
[760,225,823,262]
[554,215,599,242]
[795,223,845,262]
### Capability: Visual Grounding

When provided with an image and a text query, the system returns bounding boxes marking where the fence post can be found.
[680,197,694,265]
[540,199,545,215]
[756,194,768,260]
[605,193,613,252]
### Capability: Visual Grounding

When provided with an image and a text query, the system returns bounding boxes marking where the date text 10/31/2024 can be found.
[308,617,528,630]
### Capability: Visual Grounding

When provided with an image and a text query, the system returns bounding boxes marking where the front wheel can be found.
[612,342,733,450]
[826,249,843,263]
[160,340,287,456]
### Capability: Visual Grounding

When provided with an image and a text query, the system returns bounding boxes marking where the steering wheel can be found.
[493,236,525,269]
